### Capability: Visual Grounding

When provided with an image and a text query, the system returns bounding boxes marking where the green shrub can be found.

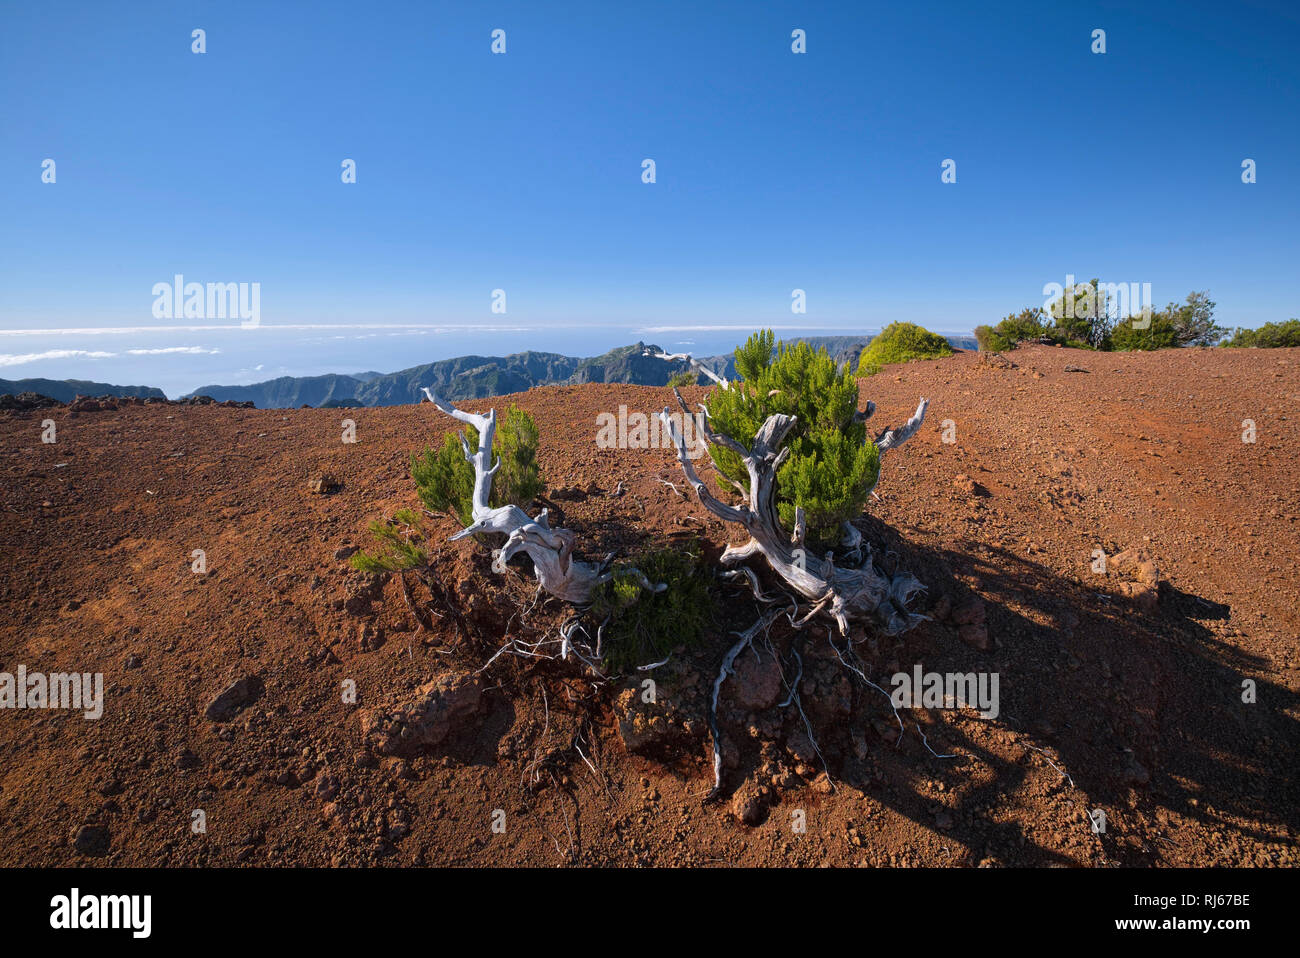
[706,331,879,550]
[493,405,545,507]
[350,508,429,572]
[1046,280,1115,348]
[1166,291,1222,346]
[857,322,953,376]
[411,435,476,524]
[978,307,1049,351]
[734,328,775,381]
[410,404,544,525]
[1001,306,1050,345]
[589,542,711,672]
[1222,319,1300,348]
[667,369,697,389]
[1111,292,1225,351]
[1110,311,1178,351]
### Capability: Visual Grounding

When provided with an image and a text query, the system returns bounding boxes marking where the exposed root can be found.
[1024,741,1076,788]
[655,477,685,497]
[765,633,832,789]
[916,721,957,760]
[829,634,906,746]
[397,571,431,633]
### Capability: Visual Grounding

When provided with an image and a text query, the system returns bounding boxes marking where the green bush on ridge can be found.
[857,322,953,376]
[1221,319,1300,348]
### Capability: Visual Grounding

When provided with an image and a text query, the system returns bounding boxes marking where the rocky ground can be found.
[0,344,1296,867]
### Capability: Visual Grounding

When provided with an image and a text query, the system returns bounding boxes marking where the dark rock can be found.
[204,675,264,722]
[951,596,986,627]
[729,649,783,711]
[958,621,992,651]
[359,673,484,756]
[73,824,110,856]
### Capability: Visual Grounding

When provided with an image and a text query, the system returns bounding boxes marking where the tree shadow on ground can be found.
[810,516,1300,865]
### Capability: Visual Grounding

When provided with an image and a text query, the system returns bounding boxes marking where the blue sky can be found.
[1,0,1297,395]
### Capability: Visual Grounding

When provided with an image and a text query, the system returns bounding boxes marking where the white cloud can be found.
[0,349,116,368]
[637,325,862,333]
[125,346,221,356]
[0,323,531,337]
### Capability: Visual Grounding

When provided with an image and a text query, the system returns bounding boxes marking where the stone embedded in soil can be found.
[804,667,852,723]
[950,596,986,627]
[785,727,820,767]
[314,774,340,802]
[931,593,953,621]
[204,675,263,722]
[1109,548,1157,583]
[959,621,992,651]
[730,782,770,826]
[729,649,783,711]
[357,622,385,651]
[611,667,703,756]
[344,574,385,616]
[73,824,110,857]
[1123,754,1151,786]
[306,474,340,495]
[953,474,990,497]
[1109,548,1160,609]
[614,688,673,753]
[359,673,484,756]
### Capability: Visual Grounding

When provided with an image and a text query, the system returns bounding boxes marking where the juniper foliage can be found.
[707,331,880,550]
[410,404,544,525]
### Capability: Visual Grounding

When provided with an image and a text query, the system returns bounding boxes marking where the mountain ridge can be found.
[1,335,978,409]
[0,377,166,403]
[181,335,976,408]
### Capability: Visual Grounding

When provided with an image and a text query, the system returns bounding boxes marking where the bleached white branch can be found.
[422,386,612,604]
[649,349,729,388]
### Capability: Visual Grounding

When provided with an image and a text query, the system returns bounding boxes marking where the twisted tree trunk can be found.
[659,391,930,636]
[422,387,613,604]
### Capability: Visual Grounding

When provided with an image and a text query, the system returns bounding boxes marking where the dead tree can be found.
[659,387,930,797]
[659,391,929,636]
[421,387,613,604]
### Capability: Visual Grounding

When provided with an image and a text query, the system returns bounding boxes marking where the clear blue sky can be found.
[1,0,1297,394]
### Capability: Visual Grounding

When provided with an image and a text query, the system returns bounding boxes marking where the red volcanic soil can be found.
[0,345,1296,867]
